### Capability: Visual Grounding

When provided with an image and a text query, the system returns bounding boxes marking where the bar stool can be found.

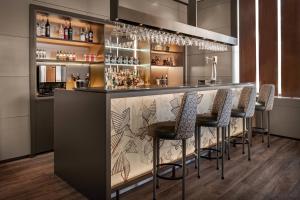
[227,86,256,161]
[195,89,233,180]
[148,92,198,200]
[253,84,275,147]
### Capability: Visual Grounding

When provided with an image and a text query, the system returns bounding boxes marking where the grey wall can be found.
[120,0,187,24]
[0,0,109,161]
[270,98,300,139]
[187,0,233,84]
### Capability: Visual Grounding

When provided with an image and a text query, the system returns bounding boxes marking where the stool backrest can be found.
[238,86,256,118]
[258,84,275,111]
[212,89,234,127]
[174,92,198,140]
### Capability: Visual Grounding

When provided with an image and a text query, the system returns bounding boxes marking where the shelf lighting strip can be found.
[36,61,91,66]
[105,64,150,67]
[105,46,149,52]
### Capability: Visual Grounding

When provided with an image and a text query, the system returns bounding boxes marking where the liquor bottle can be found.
[165,74,168,85]
[88,26,93,42]
[80,28,85,41]
[56,51,60,60]
[36,22,41,36]
[40,19,45,37]
[45,18,50,37]
[58,24,64,39]
[64,21,69,40]
[85,27,89,42]
[68,22,73,40]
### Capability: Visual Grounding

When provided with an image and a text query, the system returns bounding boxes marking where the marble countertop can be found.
[74,82,255,94]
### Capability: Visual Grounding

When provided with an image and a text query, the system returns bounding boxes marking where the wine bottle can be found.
[45,18,50,37]
[36,22,41,36]
[68,22,73,40]
[88,26,93,43]
[58,24,64,39]
[64,21,68,40]
[80,28,85,41]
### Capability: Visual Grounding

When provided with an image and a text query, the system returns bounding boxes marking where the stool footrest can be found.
[200,148,223,160]
[252,127,268,133]
[156,163,184,180]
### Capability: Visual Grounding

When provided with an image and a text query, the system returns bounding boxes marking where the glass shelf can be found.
[105,63,150,67]
[37,37,102,48]
[105,46,149,52]
[36,59,103,66]
[151,50,184,54]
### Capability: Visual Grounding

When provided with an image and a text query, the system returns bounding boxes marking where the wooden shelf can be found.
[37,37,102,48]
[36,59,103,66]
[151,50,184,54]
[151,65,183,68]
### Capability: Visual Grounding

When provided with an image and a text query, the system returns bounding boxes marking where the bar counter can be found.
[54,82,254,200]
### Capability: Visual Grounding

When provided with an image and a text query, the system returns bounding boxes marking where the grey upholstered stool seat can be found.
[253,84,275,147]
[195,89,234,180]
[148,92,198,200]
[255,102,267,111]
[148,121,177,140]
[227,86,256,161]
[231,108,247,117]
[197,113,218,127]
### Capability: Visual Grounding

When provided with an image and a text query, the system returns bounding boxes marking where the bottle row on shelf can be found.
[36,49,47,59]
[151,56,176,66]
[105,67,144,87]
[105,40,134,49]
[36,17,94,42]
[105,54,140,65]
[36,49,98,62]
[155,74,168,86]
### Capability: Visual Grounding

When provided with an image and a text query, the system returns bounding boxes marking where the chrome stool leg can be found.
[261,111,264,143]
[221,127,226,179]
[216,127,219,170]
[242,117,246,154]
[247,118,251,161]
[182,139,186,200]
[227,124,231,160]
[194,126,198,169]
[156,138,160,189]
[197,126,201,178]
[152,137,157,200]
[267,111,271,148]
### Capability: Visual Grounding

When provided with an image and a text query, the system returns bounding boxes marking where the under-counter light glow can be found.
[255,0,260,92]
[277,0,282,95]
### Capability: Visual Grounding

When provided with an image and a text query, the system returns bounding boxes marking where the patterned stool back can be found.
[212,89,234,127]
[258,84,275,111]
[174,92,198,140]
[238,86,256,118]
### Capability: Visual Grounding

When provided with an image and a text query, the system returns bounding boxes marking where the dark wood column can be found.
[259,0,278,93]
[239,0,256,82]
[282,0,300,97]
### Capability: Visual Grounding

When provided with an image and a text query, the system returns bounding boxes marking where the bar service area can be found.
[1,0,298,200]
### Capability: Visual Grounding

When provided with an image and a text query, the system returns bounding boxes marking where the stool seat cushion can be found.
[196,113,218,127]
[148,121,177,140]
[231,109,246,118]
[255,102,266,111]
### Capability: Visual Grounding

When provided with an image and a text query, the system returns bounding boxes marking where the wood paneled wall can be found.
[259,0,278,93]
[281,0,300,97]
[239,0,256,82]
